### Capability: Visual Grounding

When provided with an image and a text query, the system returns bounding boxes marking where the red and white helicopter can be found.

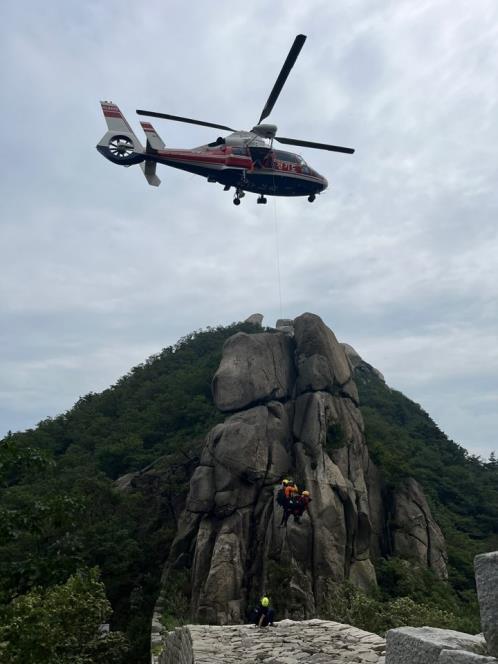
[96,35,354,205]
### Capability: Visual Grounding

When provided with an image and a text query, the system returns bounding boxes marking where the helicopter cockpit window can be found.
[276,150,303,163]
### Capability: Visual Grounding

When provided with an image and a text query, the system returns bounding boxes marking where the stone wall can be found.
[153,619,386,663]
[155,626,193,664]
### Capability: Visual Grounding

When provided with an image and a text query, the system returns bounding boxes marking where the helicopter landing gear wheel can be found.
[233,187,244,205]
[308,194,316,203]
[257,196,267,204]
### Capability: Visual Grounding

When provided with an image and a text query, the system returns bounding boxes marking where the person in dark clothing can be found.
[253,596,275,627]
[292,490,312,524]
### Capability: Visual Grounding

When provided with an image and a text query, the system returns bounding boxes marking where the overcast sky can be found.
[1,0,497,458]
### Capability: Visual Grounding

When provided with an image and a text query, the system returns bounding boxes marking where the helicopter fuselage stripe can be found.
[155,156,323,181]
[144,155,325,196]
[151,154,324,182]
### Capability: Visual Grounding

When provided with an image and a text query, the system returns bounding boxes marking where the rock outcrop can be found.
[212,332,295,412]
[475,552,498,657]
[165,313,447,625]
[390,478,448,580]
[244,313,264,326]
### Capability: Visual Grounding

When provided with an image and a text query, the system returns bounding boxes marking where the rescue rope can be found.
[272,189,283,320]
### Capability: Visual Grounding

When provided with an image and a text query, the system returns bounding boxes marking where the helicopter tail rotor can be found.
[96,101,145,166]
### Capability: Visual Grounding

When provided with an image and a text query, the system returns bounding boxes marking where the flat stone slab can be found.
[158,619,386,663]
[386,627,487,664]
[439,650,498,663]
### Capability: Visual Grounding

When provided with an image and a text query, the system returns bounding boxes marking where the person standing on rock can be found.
[253,596,275,627]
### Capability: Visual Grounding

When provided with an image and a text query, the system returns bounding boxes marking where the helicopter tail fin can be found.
[138,121,163,185]
[140,160,161,187]
[100,101,140,138]
[140,122,165,151]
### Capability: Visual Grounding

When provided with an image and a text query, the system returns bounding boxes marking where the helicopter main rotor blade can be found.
[275,135,355,154]
[258,34,307,125]
[136,110,236,133]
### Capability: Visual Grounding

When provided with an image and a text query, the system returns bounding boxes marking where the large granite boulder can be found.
[342,342,386,383]
[475,551,498,657]
[244,313,264,326]
[294,313,352,393]
[390,478,448,579]
[161,313,448,625]
[212,332,295,411]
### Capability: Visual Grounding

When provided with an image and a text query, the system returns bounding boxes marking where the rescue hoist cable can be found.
[272,191,283,320]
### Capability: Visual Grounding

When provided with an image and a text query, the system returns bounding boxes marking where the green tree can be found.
[0,568,129,664]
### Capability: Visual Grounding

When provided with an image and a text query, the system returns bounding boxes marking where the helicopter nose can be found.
[321,176,328,191]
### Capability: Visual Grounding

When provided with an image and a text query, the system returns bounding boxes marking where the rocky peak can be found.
[244,313,264,327]
[342,342,386,383]
[164,313,447,625]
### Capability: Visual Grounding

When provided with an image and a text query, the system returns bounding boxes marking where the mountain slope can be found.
[1,319,497,661]
[0,322,261,663]
[355,357,498,596]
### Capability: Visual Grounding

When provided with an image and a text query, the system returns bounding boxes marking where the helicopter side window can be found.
[273,149,310,173]
[231,147,248,155]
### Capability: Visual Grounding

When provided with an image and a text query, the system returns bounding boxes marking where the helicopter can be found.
[96,34,354,206]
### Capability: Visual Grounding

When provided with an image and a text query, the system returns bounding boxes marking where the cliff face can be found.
[167,313,447,624]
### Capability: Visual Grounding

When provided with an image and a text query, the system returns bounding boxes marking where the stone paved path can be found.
[188,619,386,663]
